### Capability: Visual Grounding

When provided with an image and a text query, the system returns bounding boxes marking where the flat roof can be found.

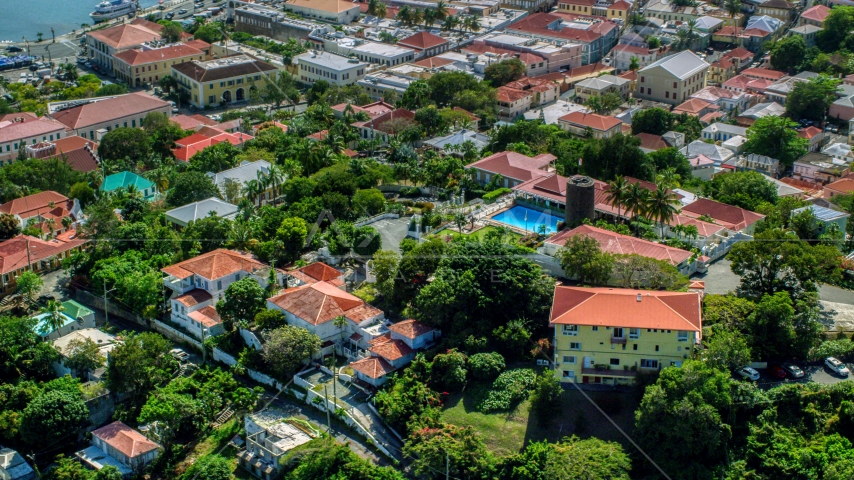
[352,42,414,57]
[296,51,367,70]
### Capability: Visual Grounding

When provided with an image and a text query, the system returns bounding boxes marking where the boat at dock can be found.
[90,0,139,22]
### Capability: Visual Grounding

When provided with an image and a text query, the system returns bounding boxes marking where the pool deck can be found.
[488,204,562,236]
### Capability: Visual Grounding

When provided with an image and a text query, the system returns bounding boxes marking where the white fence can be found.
[153,320,203,351]
[212,347,282,389]
[354,213,400,228]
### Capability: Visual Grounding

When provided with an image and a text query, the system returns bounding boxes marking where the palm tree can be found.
[411,9,424,27]
[435,1,449,20]
[242,179,262,208]
[367,0,381,16]
[36,32,44,43]
[333,315,348,360]
[623,183,649,225]
[424,8,437,28]
[442,15,458,32]
[398,6,412,26]
[454,213,466,233]
[41,300,66,336]
[725,0,741,23]
[605,176,630,224]
[325,134,346,155]
[468,16,482,34]
[43,218,56,238]
[629,56,640,72]
[656,168,681,190]
[647,186,679,237]
[537,224,548,237]
[376,2,387,20]
[267,165,284,206]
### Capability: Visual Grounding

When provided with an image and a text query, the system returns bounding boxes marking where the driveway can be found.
[750,362,853,390]
[695,258,854,305]
[369,216,412,254]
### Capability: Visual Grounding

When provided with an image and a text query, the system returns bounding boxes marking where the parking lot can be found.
[745,362,853,390]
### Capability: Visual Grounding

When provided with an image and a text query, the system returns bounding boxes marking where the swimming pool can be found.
[490,205,563,234]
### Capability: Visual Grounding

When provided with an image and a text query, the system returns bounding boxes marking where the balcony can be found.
[610,337,627,344]
[581,368,636,378]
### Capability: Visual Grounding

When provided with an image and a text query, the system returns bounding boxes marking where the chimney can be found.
[636,293,642,302]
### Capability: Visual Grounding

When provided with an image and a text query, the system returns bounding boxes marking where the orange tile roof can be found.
[91,421,161,459]
[397,31,449,51]
[721,47,753,61]
[87,19,165,49]
[412,56,455,68]
[267,281,382,326]
[0,191,72,219]
[174,289,213,307]
[610,0,631,9]
[51,93,171,131]
[388,319,435,339]
[369,333,392,346]
[681,198,765,231]
[188,305,221,327]
[635,133,668,151]
[291,262,344,284]
[546,225,693,265]
[550,286,702,331]
[171,130,252,162]
[0,235,85,275]
[673,98,715,115]
[558,111,622,131]
[825,176,854,195]
[496,86,533,103]
[307,129,329,141]
[352,109,416,134]
[170,114,217,130]
[162,249,270,280]
[369,338,413,362]
[741,67,786,81]
[349,356,395,379]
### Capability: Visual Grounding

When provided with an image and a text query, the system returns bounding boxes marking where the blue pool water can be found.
[490,205,563,234]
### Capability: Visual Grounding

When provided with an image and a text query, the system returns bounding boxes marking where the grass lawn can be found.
[170,418,253,480]
[436,225,524,243]
[442,378,640,456]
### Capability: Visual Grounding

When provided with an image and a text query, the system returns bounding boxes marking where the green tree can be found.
[351,188,386,216]
[770,35,807,73]
[529,373,562,426]
[95,83,128,97]
[69,181,96,207]
[468,352,505,381]
[167,171,221,207]
[703,324,752,371]
[160,21,183,42]
[262,325,321,377]
[21,389,89,446]
[64,337,105,378]
[254,309,286,331]
[816,6,854,52]
[744,115,809,167]
[631,107,672,135]
[556,235,614,285]
[353,225,381,256]
[370,249,400,299]
[483,58,526,87]
[105,331,175,406]
[188,141,240,173]
[0,213,21,240]
[706,170,778,211]
[611,254,689,290]
[786,74,840,121]
[647,148,692,180]
[216,277,267,332]
[585,92,623,115]
[193,23,223,44]
[180,455,235,480]
[98,127,151,164]
[405,424,496,479]
[414,105,449,137]
[16,271,43,304]
[545,436,631,480]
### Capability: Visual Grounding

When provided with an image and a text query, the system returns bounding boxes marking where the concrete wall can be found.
[152,319,203,351]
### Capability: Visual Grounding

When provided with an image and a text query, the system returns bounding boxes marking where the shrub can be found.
[432,349,468,392]
[414,201,435,210]
[809,338,854,361]
[477,368,536,412]
[399,186,420,197]
[482,188,512,202]
[469,352,505,381]
[398,199,415,207]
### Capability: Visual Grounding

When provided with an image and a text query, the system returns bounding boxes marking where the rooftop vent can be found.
[636,293,642,302]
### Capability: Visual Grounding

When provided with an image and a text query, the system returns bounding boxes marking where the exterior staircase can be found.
[212,406,234,428]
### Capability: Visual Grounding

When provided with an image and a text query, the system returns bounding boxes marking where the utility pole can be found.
[324,384,332,433]
[103,278,116,326]
[446,452,450,480]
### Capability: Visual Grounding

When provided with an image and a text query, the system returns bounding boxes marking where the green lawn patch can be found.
[436,225,523,243]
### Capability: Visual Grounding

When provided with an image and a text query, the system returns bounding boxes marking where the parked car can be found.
[178,8,188,14]
[825,357,850,376]
[165,12,175,19]
[769,365,787,379]
[28,64,39,71]
[783,363,805,378]
[737,367,760,381]
[832,126,839,133]
[5,45,23,52]
[77,57,86,64]
[170,348,190,362]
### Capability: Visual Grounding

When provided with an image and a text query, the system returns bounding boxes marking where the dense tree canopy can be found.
[744,115,809,167]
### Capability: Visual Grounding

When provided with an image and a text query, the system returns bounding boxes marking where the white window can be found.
[562,355,576,364]
[569,342,581,350]
[562,325,578,336]
[640,359,659,369]
[677,331,689,342]
[629,328,640,339]
[562,370,575,378]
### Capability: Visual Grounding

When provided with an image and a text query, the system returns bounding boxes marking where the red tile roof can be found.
[681,198,765,231]
[369,338,413,362]
[507,13,616,43]
[113,44,203,66]
[91,421,161,459]
[188,305,221,327]
[673,98,715,115]
[801,4,831,23]
[349,356,395,379]
[467,151,554,182]
[162,249,270,280]
[51,93,171,131]
[0,234,85,275]
[412,56,455,68]
[388,319,434,339]
[550,286,702,331]
[741,67,786,81]
[171,129,253,162]
[825,176,854,195]
[397,32,449,51]
[610,0,632,9]
[174,289,213,307]
[558,111,622,131]
[635,133,668,151]
[565,62,613,79]
[496,86,533,103]
[43,136,100,172]
[267,281,382,326]
[721,47,754,61]
[352,109,416,134]
[546,225,693,265]
[331,100,394,118]
[799,126,822,140]
[170,114,217,130]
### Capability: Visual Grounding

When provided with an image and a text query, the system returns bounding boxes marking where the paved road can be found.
[696,258,854,305]
[370,217,412,254]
